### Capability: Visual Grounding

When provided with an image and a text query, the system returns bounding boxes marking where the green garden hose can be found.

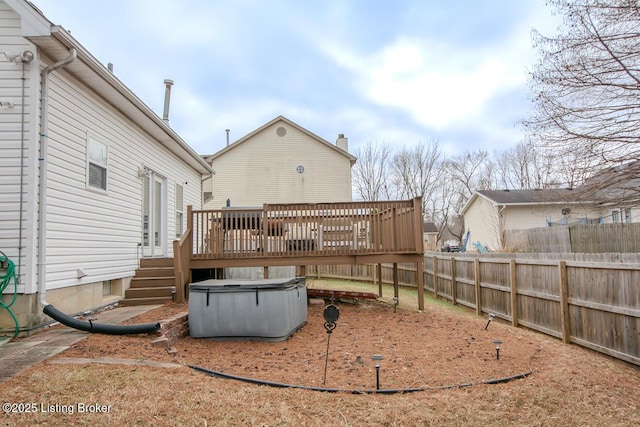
[0,252,19,339]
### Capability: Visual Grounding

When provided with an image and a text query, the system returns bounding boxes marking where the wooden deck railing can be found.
[179,198,425,309]
[188,198,424,262]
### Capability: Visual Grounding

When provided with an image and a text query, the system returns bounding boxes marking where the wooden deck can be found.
[173,198,425,309]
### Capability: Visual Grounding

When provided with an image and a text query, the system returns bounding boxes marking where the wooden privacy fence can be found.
[309,255,640,366]
[504,223,640,253]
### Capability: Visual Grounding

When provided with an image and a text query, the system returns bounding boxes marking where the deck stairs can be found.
[119,258,176,306]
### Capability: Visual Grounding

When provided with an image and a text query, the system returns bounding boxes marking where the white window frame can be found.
[611,209,621,223]
[87,137,108,192]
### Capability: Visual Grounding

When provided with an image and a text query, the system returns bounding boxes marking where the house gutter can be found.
[38,47,77,307]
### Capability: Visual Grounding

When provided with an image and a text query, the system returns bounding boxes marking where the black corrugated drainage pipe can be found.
[188,364,533,394]
[43,304,160,335]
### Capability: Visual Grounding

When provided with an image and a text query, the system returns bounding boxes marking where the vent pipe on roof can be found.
[107,63,113,72]
[226,129,230,146]
[162,79,174,124]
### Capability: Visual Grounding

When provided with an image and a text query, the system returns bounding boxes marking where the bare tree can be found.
[525,0,640,203]
[352,141,392,201]
[494,141,555,189]
[444,149,494,242]
[389,140,444,219]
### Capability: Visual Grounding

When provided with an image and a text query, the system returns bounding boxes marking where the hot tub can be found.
[188,277,307,341]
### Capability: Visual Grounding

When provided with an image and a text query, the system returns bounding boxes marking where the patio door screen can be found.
[142,171,166,257]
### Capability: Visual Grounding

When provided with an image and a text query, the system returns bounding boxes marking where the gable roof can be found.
[583,160,640,205]
[423,222,438,233]
[204,115,357,165]
[9,0,212,175]
[461,189,593,215]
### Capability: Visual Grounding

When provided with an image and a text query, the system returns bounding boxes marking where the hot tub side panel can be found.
[188,279,307,341]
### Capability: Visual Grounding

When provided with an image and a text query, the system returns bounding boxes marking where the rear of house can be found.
[204,116,356,209]
[0,0,211,335]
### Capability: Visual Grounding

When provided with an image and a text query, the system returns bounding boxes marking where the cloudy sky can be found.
[32,0,560,157]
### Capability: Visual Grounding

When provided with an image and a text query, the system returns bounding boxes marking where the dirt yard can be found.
[2,280,639,426]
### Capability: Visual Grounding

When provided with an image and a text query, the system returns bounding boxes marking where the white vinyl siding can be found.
[463,196,503,251]
[42,68,201,290]
[207,121,352,209]
[0,1,38,292]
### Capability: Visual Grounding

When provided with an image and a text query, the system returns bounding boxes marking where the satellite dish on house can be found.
[562,208,571,215]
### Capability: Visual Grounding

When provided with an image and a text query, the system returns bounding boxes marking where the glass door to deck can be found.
[142,171,166,258]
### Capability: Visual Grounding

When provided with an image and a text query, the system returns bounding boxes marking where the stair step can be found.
[134,267,175,278]
[140,258,174,268]
[119,296,174,307]
[130,277,175,288]
[120,257,177,306]
[124,286,175,299]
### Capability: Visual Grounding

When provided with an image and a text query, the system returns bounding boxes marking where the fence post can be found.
[474,258,482,315]
[451,257,457,306]
[558,260,571,344]
[432,256,439,299]
[392,263,399,300]
[416,257,424,311]
[509,259,518,327]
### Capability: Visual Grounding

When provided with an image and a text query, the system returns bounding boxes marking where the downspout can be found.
[38,48,77,307]
[17,56,30,283]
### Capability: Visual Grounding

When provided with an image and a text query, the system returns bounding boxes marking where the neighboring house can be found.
[582,160,640,224]
[422,222,438,251]
[0,0,212,335]
[203,115,356,209]
[461,189,601,252]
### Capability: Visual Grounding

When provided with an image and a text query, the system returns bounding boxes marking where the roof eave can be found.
[27,24,213,175]
[206,115,357,165]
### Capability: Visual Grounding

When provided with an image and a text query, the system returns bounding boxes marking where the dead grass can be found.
[2,280,639,426]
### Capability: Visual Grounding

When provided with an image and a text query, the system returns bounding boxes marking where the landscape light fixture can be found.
[492,339,503,360]
[371,354,384,390]
[322,304,340,385]
[485,313,496,330]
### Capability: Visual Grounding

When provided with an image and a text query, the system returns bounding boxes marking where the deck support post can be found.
[263,266,269,279]
[377,263,383,297]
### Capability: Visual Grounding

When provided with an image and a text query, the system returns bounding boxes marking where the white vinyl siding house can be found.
[43,68,203,292]
[0,0,40,297]
[204,116,356,209]
[462,190,601,252]
[0,0,212,332]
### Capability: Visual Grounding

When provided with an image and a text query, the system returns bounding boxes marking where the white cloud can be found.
[323,36,528,130]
